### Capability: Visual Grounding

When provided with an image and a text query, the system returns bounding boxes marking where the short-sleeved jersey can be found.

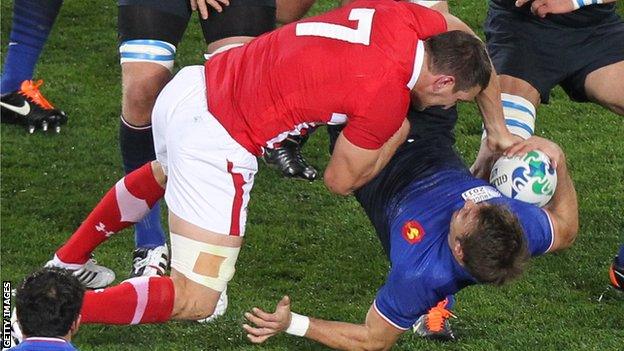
[204,0,447,155]
[490,0,617,27]
[373,169,554,330]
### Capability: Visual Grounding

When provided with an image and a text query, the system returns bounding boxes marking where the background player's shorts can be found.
[484,3,624,103]
[118,0,276,46]
[152,66,258,236]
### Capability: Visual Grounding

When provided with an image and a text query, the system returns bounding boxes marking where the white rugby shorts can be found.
[152,65,257,236]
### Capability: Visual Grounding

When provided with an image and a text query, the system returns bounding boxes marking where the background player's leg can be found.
[117,3,191,277]
[583,61,624,116]
[0,0,67,132]
[276,0,315,24]
[0,0,62,94]
[471,76,541,180]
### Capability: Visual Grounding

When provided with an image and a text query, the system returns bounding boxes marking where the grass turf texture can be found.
[1,0,622,350]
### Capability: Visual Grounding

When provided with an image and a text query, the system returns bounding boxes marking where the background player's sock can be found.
[55,163,164,265]
[617,245,624,266]
[81,276,174,324]
[1,0,63,94]
[444,295,455,310]
[120,116,166,249]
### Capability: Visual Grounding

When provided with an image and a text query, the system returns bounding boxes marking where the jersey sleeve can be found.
[373,266,439,330]
[506,200,555,255]
[341,85,410,150]
[401,2,448,39]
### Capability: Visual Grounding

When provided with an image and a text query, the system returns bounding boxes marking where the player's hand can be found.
[486,130,517,154]
[504,136,565,169]
[189,0,230,20]
[515,0,578,18]
[243,296,292,344]
[472,134,524,180]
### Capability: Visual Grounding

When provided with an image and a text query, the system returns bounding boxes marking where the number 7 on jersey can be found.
[295,8,375,45]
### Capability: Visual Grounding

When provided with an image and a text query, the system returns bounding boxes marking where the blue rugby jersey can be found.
[10,337,78,351]
[373,168,554,330]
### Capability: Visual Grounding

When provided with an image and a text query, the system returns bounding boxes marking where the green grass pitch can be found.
[1,0,622,350]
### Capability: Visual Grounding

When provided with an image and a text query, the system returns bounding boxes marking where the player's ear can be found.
[453,239,465,263]
[433,75,455,93]
[71,315,81,336]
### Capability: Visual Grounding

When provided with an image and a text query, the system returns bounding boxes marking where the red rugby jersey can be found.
[204,0,447,156]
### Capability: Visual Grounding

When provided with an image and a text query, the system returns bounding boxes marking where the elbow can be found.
[560,219,579,250]
[555,219,579,252]
[323,169,355,196]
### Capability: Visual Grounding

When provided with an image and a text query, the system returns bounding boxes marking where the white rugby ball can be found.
[489,150,557,207]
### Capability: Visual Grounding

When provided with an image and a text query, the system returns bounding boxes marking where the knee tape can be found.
[170,233,240,292]
[120,39,176,71]
[483,93,536,140]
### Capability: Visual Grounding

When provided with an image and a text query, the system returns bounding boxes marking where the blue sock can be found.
[135,203,166,249]
[617,245,624,266]
[445,295,456,310]
[120,118,166,249]
[1,0,63,94]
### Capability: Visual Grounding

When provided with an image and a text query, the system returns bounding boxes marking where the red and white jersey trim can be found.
[407,40,425,89]
[328,113,348,125]
[265,122,317,149]
[373,299,409,330]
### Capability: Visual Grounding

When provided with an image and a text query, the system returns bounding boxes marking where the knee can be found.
[171,279,219,320]
[122,67,171,125]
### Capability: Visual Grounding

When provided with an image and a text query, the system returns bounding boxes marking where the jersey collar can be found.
[407,40,425,90]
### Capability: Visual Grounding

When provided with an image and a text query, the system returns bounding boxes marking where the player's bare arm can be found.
[516,0,618,18]
[506,136,579,251]
[244,296,402,351]
[442,12,515,153]
[324,119,410,195]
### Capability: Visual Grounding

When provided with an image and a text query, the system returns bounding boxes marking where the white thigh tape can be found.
[120,39,176,71]
[170,232,241,292]
[483,93,536,140]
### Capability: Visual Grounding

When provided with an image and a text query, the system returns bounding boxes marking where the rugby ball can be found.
[489,150,557,207]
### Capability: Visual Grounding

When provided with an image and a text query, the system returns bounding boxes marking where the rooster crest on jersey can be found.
[490,150,557,207]
[402,220,425,244]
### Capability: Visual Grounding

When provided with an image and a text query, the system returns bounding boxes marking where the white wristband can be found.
[286,312,310,337]
[571,0,603,10]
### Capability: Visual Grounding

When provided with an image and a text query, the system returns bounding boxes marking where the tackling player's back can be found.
[204,0,448,155]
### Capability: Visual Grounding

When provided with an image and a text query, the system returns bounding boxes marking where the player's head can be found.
[449,200,529,285]
[15,267,85,339]
[411,31,492,110]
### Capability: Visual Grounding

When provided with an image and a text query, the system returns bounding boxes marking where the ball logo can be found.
[511,151,555,199]
[491,150,557,207]
[402,220,425,244]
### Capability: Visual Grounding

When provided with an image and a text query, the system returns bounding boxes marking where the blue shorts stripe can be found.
[506,119,533,135]
[120,52,175,61]
[502,100,535,118]
[120,39,175,54]
[576,0,585,8]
